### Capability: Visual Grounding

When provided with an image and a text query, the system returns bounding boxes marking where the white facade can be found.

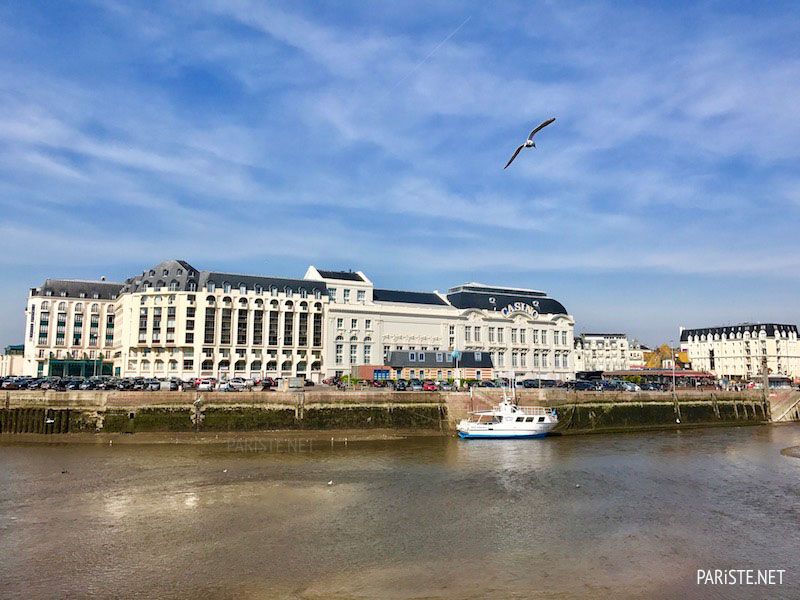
[305,269,575,381]
[573,333,630,373]
[22,260,576,382]
[680,323,800,379]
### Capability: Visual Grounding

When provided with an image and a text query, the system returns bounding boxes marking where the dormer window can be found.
[255,285,263,295]
[300,289,307,298]
[163,269,169,276]
[419,352,425,361]
[239,284,247,294]
[270,286,278,296]
[314,289,321,299]
[177,269,183,276]
[207,282,215,292]
[285,287,293,297]
[223,282,231,293]
[409,352,416,361]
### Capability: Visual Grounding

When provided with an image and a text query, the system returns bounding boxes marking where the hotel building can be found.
[573,333,630,373]
[22,259,575,382]
[679,323,800,380]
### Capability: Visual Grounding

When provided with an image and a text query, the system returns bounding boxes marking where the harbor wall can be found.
[0,389,780,435]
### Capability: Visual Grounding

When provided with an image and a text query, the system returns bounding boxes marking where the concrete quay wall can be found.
[0,389,778,435]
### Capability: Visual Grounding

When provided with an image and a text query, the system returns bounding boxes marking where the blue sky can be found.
[1,0,799,349]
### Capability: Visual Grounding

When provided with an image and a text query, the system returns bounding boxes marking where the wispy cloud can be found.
[1,0,799,346]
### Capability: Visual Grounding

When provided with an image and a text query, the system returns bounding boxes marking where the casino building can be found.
[22,259,575,382]
[679,323,800,380]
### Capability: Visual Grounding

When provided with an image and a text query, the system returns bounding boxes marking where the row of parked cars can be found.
[0,375,317,392]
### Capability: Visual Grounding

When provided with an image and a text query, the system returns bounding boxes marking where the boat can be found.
[456,391,558,439]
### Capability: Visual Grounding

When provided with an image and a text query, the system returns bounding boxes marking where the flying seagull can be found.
[504,117,556,169]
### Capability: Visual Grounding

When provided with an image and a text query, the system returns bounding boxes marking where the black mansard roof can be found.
[373,289,448,306]
[385,350,494,369]
[317,269,364,282]
[447,284,568,316]
[34,279,124,300]
[680,323,799,342]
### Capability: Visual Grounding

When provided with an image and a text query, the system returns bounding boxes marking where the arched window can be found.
[296,361,307,373]
[285,301,293,309]
[281,360,292,371]
[350,336,358,342]
[254,299,263,308]
[149,269,155,276]
[207,282,215,292]
[58,302,66,311]
[270,286,278,297]
[300,288,307,298]
[270,300,279,309]
[168,280,179,291]
[201,359,213,371]
[250,360,262,371]
[311,361,321,371]
[239,284,247,294]
[285,287,293,297]
[188,281,197,292]
[335,335,344,341]
[154,359,164,371]
[206,295,216,305]
[314,289,321,299]
[168,295,176,304]
[239,298,248,306]
[235,360,246,371]
[156,280,166,289]
[141,359,150,370]
[314,302,322,311]
[163,269,169,276]
[223,282,231,293]
[219,360,230,371]
[75,302,83,312]
[41,301,50,310]
[106,305,114,313]
[91,303,99,313]
[255,285,263,295]
[222,296,232,306]
[266,360,277,371]
[299,301,308,311]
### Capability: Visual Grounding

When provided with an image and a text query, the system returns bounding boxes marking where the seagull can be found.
[504,117,556,169]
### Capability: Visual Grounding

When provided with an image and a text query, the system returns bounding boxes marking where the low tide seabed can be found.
[2,423,800,599]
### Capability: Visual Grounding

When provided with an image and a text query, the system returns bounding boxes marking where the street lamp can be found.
[670,339,676,393]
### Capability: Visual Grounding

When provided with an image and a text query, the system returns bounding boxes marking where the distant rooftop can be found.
[373,289,448,306]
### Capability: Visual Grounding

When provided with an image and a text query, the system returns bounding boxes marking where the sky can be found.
[1,0,799,349]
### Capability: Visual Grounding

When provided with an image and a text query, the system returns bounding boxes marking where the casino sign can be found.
[500,301,539,319]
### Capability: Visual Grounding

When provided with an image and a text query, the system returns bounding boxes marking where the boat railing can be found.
[514,405,553,416]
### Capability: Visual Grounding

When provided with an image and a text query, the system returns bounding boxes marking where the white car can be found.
[228,377,247,390]
[197,378,215,391]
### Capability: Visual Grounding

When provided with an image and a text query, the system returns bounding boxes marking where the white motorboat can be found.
[456,395,558,439]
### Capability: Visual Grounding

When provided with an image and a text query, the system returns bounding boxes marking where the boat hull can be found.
[457,431,551,439]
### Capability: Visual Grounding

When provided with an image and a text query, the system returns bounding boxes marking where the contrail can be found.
[391,15,471,90]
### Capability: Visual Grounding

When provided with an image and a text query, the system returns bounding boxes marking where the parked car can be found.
[394,380,407,391]
[197,378,215,391]
[422,380,438,391]
[304,379,316,387]
[228,377,248,391]
[437,382,454,391]
[408,378,424,391]
[217,381,237,392]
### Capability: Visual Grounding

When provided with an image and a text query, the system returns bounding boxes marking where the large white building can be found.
[573,333,630,373]
[22,259,576,382]
[679,323,800,380]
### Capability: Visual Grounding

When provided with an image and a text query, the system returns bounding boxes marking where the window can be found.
[418,352,425,361]
[364,345,371,363]
[511,328,518,344]
[541,330,547,344]
[474,327,481,342]
[562,331,567,345]
[475,351,482,361]
[497,328,504,343]
[533,329,539,344]
[409,352,416,361]
[343,289,350,303]
[488,327,495,343]
[351,318,357,329]
[328,287,336,301]
[239,284,247,295]
[223,282,231,293]
[335,344,343,364]
[436,353,443,362]
[357,290,365,303]
[207,282,215,292]
[520,329,526,344]
[365,319,371,330]
[349,344,357,363]
[465,326,471,343]
[336,318,343,329]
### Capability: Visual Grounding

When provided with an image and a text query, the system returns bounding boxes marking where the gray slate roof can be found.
[317,270,364,282]
[680,323,798,342]
[385,350,494,369]
[35,279,124,300]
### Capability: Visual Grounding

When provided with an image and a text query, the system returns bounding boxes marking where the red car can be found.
[422,380,438,391]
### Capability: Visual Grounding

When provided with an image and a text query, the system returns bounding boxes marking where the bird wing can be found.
[528,117,556,141]
[504,143,526,169]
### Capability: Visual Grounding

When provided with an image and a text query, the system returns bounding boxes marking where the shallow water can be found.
[2,425,800,599]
